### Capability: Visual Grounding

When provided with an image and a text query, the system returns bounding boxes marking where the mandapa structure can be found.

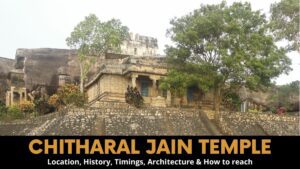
[85,55,214,108]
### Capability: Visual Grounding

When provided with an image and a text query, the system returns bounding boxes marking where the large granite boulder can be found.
[238,86,270,106]
[0,57,15,103]
[15,48,80,94]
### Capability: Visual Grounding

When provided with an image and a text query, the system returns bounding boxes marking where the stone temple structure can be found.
[85,56,169,107]
[120,33,158,56]
[1,33,178,108]
[0,33,299,136]
[0,33,270,111]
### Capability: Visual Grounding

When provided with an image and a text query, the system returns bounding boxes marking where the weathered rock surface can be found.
[238,86,271,106]
[0,57,15,103]
[15,48,79,92]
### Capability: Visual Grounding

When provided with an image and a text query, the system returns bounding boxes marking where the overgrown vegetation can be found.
[34,96,54,115]
[270,0,299,52]
[269,80,299,112]
[7,105,24,119]
[125,86,144,108]
[222,90,242,111]
[19,101,35,114]
[0,101,7,116]
[66,14,129,93]
[0,101,34,121]
[48,84,87,110]
[0,84,87,121]
[163,1,292,119]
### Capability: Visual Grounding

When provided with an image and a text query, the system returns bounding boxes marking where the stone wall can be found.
[220,112,299,135]
[0,106,298,136]
[0,107,219,136]
[121,33,158,56]
[87,74,130,102]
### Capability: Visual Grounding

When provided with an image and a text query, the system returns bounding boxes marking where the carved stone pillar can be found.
[131,74,138,88]
[6,92,10,106]
[150,75,159,97]
[24,88,27,101]
[10,87,14,106]
[152,79,157,97]
[19,91,23,103]
[166,90,172,106]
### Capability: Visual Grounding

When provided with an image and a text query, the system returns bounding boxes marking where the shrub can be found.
[19,101,35,114]
[0,101,7,117]
[7,106,23,119]
[125,86,144,108]
[49,84,87,109]
[269,81,299,112]
[34,97,55,115]
[48,94,62,110]
[222,90,242,111]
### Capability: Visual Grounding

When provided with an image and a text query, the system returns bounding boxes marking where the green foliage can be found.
[19,101,35,114]
[269,80,299,111]
[49,84,87,108]
[0,101,7,115]
[165,1,292,112]
[160,70,212,98]
[125,86,144,108]
[270,0,300,51]
[7,106,23,119]
[66,14,129,56]
[48,94,62,111]
[66,14,129,92]
[222,90,242,111]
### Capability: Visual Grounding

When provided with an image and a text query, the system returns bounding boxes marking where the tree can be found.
[66,14,129,92]
[270,0,300,52]
[165,2,292,119]
[0,101,7,115]
[159,69,212,106]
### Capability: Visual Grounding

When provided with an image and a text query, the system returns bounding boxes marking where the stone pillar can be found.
[150,76,159,97]
[24,88,27,101]
[19,91,23,103]
[241,101,247,112]
[10,87,14,106]
[131,74,138,88]
[152,79,157,97]
[6,92,10,106]
[166,90,172,106]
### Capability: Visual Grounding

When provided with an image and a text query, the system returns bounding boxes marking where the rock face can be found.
[0,57,15,103]
[15,48,80,93]
[0,57,15,75]
[238,86,270,106]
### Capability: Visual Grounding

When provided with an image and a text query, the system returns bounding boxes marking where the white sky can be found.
[0,0,298,85]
